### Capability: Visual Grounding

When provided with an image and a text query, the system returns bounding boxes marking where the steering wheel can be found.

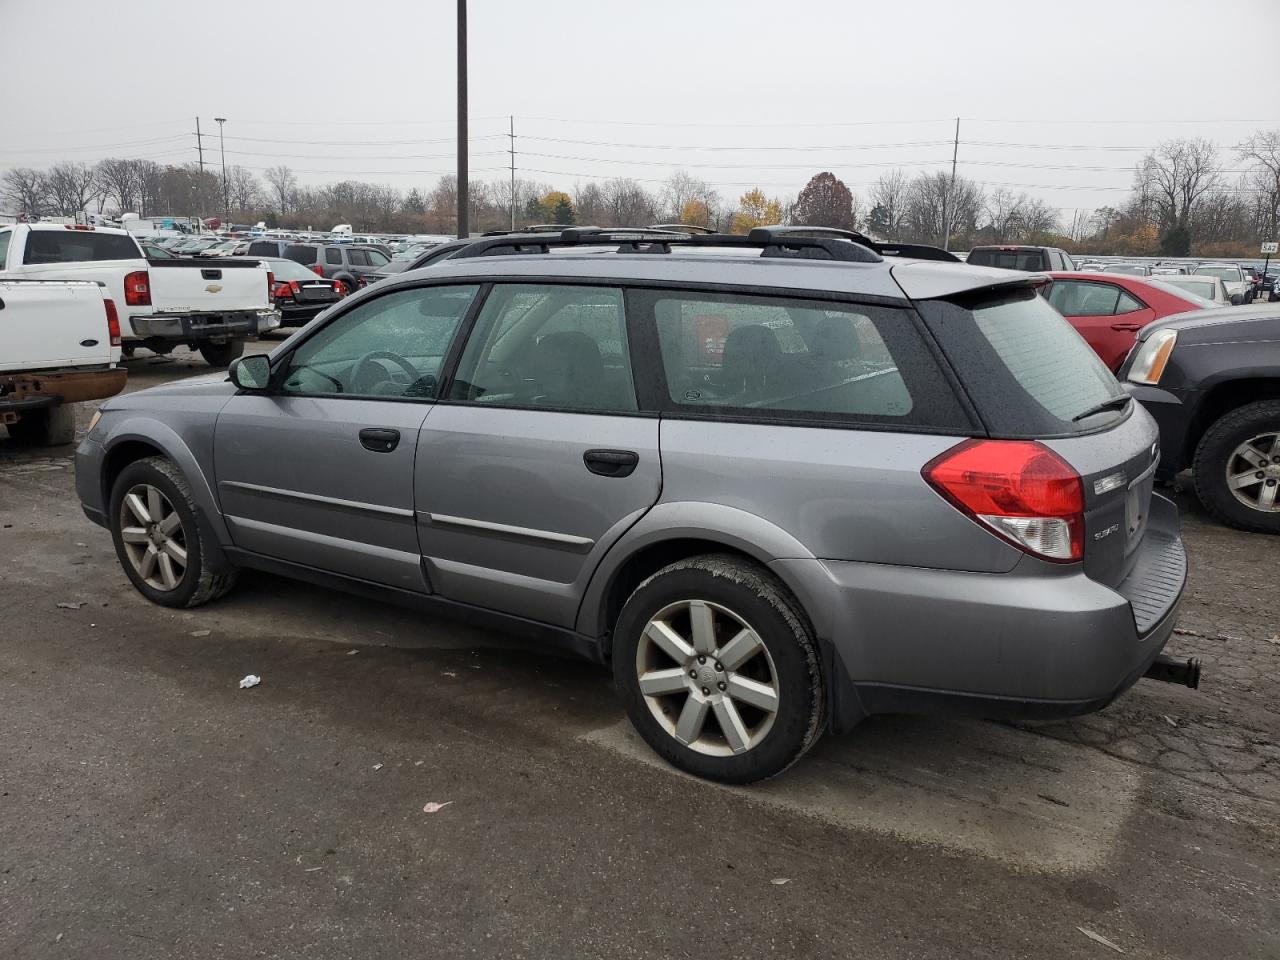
[350,351,421,394]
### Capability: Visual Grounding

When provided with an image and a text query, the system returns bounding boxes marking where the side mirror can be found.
[229,354,272,391]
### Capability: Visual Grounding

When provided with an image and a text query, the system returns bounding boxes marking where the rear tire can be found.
[198,340,245,368]
[612,555,824,783]
[6,406,75,446]
[109,456,238,608]
[1193,399,1280,534]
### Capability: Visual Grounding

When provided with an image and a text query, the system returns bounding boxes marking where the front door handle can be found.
[583,448,639,478]
[1110,322,1143,332]
[359,427,400,453]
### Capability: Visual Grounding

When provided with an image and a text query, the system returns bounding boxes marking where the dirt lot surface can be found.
[2,343,1277,959]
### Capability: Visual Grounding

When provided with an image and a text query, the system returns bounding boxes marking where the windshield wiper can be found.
[1071,394,1132,423]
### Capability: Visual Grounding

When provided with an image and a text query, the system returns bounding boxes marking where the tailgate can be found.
[147,259,270,313]
[1043,405,1162,589]
[0,281,112,371]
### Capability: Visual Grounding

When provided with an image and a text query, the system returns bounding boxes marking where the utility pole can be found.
[941,117,959,251]
[456,0,469,239]
[195,116,205,174]
[214,117,228,226]
[508,115,516,231]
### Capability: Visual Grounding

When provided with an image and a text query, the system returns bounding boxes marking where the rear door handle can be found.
[1110,322,1143,332]
[583,448,639,478]
[359,427,400,453]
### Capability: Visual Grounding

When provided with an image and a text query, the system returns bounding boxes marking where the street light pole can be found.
[214,117,228,227]
[456,0,469,239]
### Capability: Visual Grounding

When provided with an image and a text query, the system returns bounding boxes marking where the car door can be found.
[213,283,480,590]
[1046,279,1154,372]
[416,282,661,627]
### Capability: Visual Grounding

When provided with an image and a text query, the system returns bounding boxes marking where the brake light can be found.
[103,298,122,347]
[123,270,151,307]
[311,264,324,276]
[63,224,94,231]
[923,439,1084,562]
[334,280,347,297]
[266,271,275,294]
[273,282,293,299]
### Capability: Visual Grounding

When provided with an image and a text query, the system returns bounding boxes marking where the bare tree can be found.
[95,158,140,214]
[226,166,262,213]
[45,162,99,216]
[1238,129,1280,240]
[135,160,165,217]
[866,170,909,238]
[1136,138,1221,235]
[904,172,983,246]
[660,171,718,223]
[603,178,658,226]
[2,167,51,216]
[263,165,298,215]
[983,188,1025,243]
[1017,198,1060,241]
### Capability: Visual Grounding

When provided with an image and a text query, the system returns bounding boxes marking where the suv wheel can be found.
[1193,399,1280,533]
[198,340,245,368]
[109,456,238,607]
[612,555,824,783]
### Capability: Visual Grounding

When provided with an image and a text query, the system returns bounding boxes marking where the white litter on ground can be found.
[238,675,261,689]
[422,801,453,814]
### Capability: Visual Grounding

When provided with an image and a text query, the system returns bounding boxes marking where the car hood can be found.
[1137,303,1280,342]
[103,372,236,410]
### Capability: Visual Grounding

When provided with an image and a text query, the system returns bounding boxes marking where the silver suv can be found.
[74,228,1191,783]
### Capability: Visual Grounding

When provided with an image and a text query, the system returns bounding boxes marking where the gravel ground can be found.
[1,342,1276,959]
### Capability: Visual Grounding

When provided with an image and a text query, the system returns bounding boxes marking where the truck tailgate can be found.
[147,258,270,313]
[0,280,114,371]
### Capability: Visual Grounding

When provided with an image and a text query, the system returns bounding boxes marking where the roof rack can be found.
[647,223,717,235]
[749,225,960,263]
[452,225,883,262]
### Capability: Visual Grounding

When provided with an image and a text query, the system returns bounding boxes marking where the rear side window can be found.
[326,248,344,265]
[967,249,1046,271]
[284,244,317,265]
[0,230,10,269]
[23,230,140,264]
[917,290,1122,436]
[631,289,970,429]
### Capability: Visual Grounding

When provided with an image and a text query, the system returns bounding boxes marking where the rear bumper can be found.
[774,495,1187,731]
[278,303,332,324]
[0,368,127,413]
[128,310,280,341]
[1124,382,1191,478]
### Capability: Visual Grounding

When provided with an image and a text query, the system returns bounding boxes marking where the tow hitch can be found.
[1144,654,1201,689]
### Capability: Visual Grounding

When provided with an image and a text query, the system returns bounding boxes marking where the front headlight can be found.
[87,409,103,434]
[1127,329,1178,385]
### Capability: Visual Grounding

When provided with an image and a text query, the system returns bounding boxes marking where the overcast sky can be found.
[2,0,1278,215]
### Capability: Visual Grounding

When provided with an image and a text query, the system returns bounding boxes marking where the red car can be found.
[1042,272,1207,371]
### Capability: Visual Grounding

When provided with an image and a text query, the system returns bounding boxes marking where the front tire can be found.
[1193,399,1280,534]
[198,340,245,368]
[612,555,824,783]
[109,456,237,607]
[6,406,75,445]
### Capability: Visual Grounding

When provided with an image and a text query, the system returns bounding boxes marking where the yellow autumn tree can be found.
[731,188,784,234]
[537,190,576,224]
[680,199,713,229]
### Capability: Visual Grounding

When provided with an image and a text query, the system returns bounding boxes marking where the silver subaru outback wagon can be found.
[75,229,1190,783]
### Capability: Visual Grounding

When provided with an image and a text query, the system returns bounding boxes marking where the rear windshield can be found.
[1194,264,1241,281]
[23,230,141,264]
[917,289,1125,436]
[264,258,321,282]
[249,241,280,255]
[284,244,318,265]
[966,248,1046,271]
[1103,263,1148,276]
[1148,278,1216,307]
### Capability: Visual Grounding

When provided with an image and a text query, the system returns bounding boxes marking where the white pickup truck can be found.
[0,223,279,367]
[1,279,127,445]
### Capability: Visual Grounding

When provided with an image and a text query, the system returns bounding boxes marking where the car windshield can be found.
[1195,264,1241,281]
[1152,278,1218,304]
[263,258,322,282]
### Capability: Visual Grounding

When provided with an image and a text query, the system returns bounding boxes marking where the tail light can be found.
[334,280,347,297]
[273,282,293,299]
[266,271,275,294]
[311,264,324,276]
[103,298,122,347]
[923,439,1084,562]
[123,270,151,307]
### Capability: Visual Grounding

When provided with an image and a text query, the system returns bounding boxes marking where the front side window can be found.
[280,284,479,399]
[347,249,370,267]
[635,289,967,427]
[448,284,637,413]
[367,250,390,266]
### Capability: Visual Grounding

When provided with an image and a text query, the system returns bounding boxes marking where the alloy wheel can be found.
[119,483,188,591]
[1224,432,1280,513]
[635,599,780,757]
